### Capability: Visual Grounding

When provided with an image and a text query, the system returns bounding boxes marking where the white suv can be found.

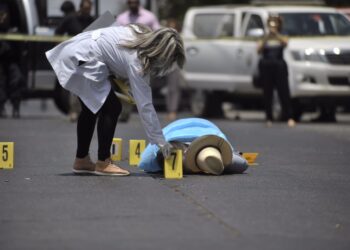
[182,5,350,118]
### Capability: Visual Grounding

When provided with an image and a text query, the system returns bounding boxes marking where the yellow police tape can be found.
[2,31,347,43]
[0,33,70,43]
[2,32,343,43]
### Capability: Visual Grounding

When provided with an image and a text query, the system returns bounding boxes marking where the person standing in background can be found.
[0,5,25,118]
[116,0,160,30]
[55,0,94,122]
[55,1,81,36]
[115,0,160,122]
[257,14,296,128]
[55,0,94,36]
[77,0,94,30]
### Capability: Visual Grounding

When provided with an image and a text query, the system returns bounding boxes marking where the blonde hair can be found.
[121,24,186,77]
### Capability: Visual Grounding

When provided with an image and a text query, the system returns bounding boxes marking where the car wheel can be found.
[191,90,206,116]
[292,99,304,122]
[54,80,70,114]
[191,91,223,118]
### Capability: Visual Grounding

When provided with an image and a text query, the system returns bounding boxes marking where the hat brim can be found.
[184,135,233,173]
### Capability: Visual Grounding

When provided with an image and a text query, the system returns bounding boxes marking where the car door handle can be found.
[186,47,199,56]
[237,48,244,57]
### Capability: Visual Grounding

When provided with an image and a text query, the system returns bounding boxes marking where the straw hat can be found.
[196,147,224,175]
[184,135,233,175]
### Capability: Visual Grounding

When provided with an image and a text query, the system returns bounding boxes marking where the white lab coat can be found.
[46,26,166,145]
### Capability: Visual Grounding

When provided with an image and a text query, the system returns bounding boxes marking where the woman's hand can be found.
[275,33,288,46]
[158,142,174,159]
[257,35,269,54]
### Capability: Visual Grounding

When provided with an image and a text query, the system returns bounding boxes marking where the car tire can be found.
[54,80,70,114]
[191,90,224,118]
[292,99,304,122]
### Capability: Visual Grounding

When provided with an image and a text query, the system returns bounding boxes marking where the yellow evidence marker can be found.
[0,142,14,169]
[129,140,145,166]
[111,138,122,161]
[242,153,259,166]
[164,150,183,179]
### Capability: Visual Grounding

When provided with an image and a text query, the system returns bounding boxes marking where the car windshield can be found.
[279,12,350,36]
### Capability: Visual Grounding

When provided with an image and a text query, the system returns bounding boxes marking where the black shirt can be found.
[262,40,285,61]
[55,13,83,36]
[55,13,94,36]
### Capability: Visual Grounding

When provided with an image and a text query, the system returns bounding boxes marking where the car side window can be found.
[330,14,350,35]
[245,14,264,37]
[193,13,235,38]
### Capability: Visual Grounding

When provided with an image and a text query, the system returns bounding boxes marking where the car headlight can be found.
[291,48,327,63]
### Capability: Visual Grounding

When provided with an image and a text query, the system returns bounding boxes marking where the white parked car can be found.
[182,5,350,119]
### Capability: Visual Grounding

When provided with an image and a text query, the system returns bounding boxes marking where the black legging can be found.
[259,59,293,121]
[76,90,122,161]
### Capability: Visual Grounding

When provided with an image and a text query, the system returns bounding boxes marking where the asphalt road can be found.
[0,100,350,250]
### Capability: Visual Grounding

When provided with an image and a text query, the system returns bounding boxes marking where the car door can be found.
[234,12,265,93]
[183,12,250,92]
